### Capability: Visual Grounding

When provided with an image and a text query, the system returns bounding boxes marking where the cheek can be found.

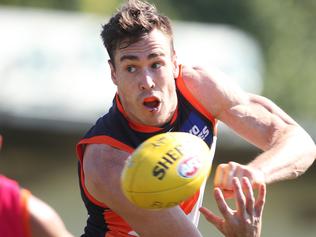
[159,69,175,83]
[168,82,177,95]
[117,84,131,98]
[116,74,134,91]
[117,81,138,104]
[159,78,176,97]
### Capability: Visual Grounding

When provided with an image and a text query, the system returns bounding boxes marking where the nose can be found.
[139,70,155,90]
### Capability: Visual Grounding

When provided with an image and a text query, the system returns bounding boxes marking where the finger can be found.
[232,177,246,213]
[226,161,238,188]
[199,207,224,232]
[215,163,241,199]
[255,182,266,217]
[220,172,236,200]
[242,177,255,215]
[199,207,223,226]
[214,187,233,220]
[214,162,238,190]
[222,190,234,199]
[214,164,226,188]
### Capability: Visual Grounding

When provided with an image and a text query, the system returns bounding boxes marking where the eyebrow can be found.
[120,52,165,62]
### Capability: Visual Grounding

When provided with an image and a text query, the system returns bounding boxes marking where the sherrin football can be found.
[121,132,213,209]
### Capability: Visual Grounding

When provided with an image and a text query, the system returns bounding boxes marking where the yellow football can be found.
[121,132,213,209]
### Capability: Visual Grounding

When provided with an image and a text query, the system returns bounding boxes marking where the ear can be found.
[172,50,179,78]
[108,60,117,85]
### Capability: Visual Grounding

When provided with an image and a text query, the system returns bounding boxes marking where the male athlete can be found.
[76,0,316,236]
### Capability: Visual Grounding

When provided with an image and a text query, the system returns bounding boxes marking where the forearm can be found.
[248,126,316,184]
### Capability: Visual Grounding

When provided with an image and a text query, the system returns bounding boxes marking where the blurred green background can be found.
[0,0,315,237]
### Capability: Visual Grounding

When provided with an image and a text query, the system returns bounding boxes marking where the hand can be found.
[200,177,266,237]
[214,162,265,198]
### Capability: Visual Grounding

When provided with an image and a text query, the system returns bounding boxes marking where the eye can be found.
[151,62,161,69]
[127,65,136,73]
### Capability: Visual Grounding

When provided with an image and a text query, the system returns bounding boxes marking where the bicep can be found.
[182,67,293,150]
[83,144,202,237]
[218,93,296,151]
[248,93,298,126]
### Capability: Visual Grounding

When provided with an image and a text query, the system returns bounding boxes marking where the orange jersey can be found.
[76,65,217,236]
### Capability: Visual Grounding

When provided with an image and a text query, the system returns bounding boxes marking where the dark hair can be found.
[101,0,173,63]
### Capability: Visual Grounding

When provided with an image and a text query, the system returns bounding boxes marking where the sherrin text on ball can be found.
[121,132,213,209]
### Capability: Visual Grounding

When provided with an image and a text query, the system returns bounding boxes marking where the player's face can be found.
[110,29,178,127]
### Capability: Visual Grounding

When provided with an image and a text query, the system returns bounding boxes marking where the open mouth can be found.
[143,96,161,110]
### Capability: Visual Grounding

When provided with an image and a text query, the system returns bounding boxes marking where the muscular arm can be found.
[238,94,315,182]
[83,144,202,237]
[183,66,316,185]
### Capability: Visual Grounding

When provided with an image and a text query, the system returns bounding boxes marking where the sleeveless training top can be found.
[76,66,218,237]
[0,175,31,237]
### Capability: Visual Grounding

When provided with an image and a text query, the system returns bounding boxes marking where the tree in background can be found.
[78,0,118,16]
[248,1,316,123]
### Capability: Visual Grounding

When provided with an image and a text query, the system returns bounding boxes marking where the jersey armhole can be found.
[176,65,217,128]
[76,136,134,208]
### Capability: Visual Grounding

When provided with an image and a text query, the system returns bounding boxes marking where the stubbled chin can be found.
[144,110,175,127]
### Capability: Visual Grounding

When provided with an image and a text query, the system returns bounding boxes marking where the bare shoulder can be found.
[181,65,248,118]
[83,143,129,173]
[82,144,129,200]
[182,64,229,83]
[181,65,295,124]
[181,65,213,83]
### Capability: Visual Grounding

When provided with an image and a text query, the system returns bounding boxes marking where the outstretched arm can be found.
[244,94,316,182]
[213,93,315,194]
[182,66,316,192]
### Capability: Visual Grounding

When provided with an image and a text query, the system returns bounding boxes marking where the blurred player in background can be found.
[0,134,73,237]
[76,0,316,236]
